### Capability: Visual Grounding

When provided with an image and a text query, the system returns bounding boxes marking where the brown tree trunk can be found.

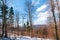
[50,0,58,40]
[1,0,7,37]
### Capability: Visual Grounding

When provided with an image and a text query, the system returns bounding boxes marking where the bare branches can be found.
[50,0,59,40]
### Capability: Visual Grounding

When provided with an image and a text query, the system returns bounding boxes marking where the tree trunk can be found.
[50,0,58,40]
[1,0,7,37]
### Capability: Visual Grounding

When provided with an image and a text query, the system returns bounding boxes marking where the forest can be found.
[0,0,60,40]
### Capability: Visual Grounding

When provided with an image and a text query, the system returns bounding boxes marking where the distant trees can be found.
[42,27,48,38]
[50,0,58,40]
[24,20,30,32]
[37,27,48,39]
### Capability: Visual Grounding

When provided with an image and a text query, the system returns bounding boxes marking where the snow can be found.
[10,35,53,40]
[1,35,53,40]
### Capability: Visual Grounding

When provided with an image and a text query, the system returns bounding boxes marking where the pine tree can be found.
[26,20,30,32]
[9,7,14,27]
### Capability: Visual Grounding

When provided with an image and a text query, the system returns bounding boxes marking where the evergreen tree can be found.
[26,20,30,32]
[9,7,14,27]
[24,23,26,31]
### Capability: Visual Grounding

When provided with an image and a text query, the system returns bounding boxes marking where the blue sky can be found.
[6,0,50,25]
[6,0,60,26]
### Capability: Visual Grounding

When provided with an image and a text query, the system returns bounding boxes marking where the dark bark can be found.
[50,0,59,40]
[1,0,8,37]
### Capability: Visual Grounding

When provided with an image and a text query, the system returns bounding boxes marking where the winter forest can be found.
[0,0,60,40]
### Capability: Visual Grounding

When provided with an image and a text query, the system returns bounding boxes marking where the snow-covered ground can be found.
[0,36,53,40]
[0,34,53,40]
[15,37,53,40]
[9,35,53,40]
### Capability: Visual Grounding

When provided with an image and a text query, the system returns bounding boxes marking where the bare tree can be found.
[25,0,35,30]
[50,0,58,40]
[25,0,36,37]
[15,11,19,28]
[15,11,21,36]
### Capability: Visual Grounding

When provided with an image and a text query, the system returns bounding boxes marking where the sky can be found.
[6,0,50,25]
[4,0,59,26]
